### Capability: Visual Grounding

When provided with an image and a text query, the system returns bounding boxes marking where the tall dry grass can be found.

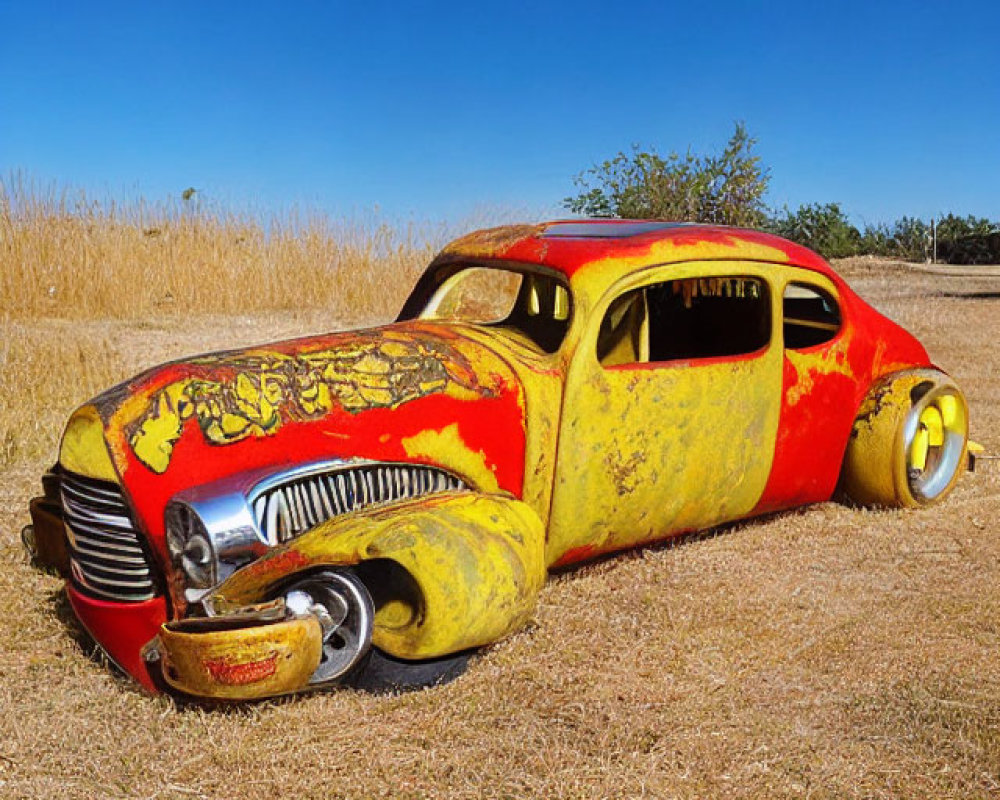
[0,174,446,321]
[0,319,125,466]
[0,177,539,470]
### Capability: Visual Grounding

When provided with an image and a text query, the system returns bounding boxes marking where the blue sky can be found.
[1,0,998,226]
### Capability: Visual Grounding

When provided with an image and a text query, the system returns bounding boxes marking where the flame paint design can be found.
[127,335,487,474]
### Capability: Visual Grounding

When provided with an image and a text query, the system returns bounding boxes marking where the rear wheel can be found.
[841,369,968,508]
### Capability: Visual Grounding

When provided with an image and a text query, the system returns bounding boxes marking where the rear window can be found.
[783,283,841,349]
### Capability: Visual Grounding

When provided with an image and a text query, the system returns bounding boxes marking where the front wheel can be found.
[840,369,969,508]
[278,568,470,692]
[280,569,374,685]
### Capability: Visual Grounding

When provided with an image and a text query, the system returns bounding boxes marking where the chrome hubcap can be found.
[282,570,373,684]
[903,383,967,503]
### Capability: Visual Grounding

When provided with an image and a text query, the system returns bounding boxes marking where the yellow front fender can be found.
[210,492,546,660]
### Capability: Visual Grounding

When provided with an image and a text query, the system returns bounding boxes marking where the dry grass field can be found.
[1,193,998,798]
[0,174,440,322]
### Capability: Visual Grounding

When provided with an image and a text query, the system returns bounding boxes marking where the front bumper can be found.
[24,495,70,577]
[26,486,325,700]
[26,485,168,692]
[68,572,325,699]
[67,586,167,691]
[143,604,324,700]
[63,565,323,699]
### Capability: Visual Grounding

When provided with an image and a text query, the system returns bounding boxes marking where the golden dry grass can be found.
[0,214,998,798]
[1,174,436,321]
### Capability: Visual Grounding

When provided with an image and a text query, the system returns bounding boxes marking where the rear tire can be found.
[841,369,968,508]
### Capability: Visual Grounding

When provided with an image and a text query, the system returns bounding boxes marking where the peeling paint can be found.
[441,224,548,259]
[127,333,488,474]
[204,651,279,685]
[785,336,855,406]
[402,423,500,493]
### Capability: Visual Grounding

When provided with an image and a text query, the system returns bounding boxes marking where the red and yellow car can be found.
[25,220,970,700]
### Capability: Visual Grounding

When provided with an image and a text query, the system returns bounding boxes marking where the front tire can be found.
[277,568,470,693]
[280,569,374,686]
[345,648,471,693]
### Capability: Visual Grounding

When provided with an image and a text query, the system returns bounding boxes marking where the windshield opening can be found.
[411,264,572,353]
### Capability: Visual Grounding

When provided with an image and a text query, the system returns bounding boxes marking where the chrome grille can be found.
[60,471,157,602]
[251,464,465,545]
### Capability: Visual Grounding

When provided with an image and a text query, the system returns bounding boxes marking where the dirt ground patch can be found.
[0,263,998,799]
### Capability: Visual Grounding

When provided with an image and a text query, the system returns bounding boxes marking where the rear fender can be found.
[209,492,546,660]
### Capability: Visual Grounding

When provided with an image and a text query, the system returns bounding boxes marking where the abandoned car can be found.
[24,220,970,699]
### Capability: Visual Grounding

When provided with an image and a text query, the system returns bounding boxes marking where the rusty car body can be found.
[25,220,971,699]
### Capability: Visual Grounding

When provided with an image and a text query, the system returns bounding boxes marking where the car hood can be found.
[64,320,530,554]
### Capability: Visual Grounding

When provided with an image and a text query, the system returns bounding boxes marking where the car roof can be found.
[437,219,837,283]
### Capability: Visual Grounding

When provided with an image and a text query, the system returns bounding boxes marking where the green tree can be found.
[766,202,861,259]
[563,122,769,227]
[888,216,930,261]
[858,221,892,257]
[857,218,929,261]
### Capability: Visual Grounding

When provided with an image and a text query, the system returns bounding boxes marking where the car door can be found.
[752,267,856,512]
[546,261,784,567]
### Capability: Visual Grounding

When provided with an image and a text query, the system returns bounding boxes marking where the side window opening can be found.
[783,283,841,349]
[598,276,771,366]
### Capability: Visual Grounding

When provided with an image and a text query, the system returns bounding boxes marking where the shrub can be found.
[563,122,769,228]
[935,214,1000,264]
[885,216,930,262]
[766,202,861,259]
